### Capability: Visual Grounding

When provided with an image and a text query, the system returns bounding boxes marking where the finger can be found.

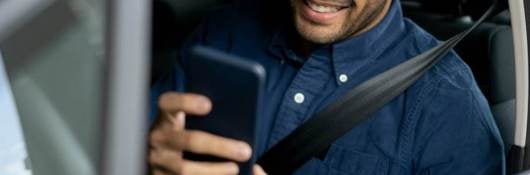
[183,130,252,162]
[152,169,169,175]
[253,165,268,175]
[180,161,239,175]
[150,149,239,175]
[149,122,182,149]
[156,111,186,132]
[150,121,192,150]
[171,111,186,131]
[150,123,253,160]
[149,127,173,150]
[149,149,183,174]
[158,92,212,115]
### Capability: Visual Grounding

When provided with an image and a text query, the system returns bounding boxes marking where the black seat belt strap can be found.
[257,1,506,174]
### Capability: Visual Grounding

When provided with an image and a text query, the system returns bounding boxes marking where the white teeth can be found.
[307,1,340,13]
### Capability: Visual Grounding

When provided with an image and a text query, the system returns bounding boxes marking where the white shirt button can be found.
[294,93,305,104]
[339,74,348,83]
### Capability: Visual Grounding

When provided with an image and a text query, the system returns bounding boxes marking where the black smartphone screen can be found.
[184,46,265,175]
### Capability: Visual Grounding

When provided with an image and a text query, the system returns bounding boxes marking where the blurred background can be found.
[0,0,104,175]
[0,0,148,174]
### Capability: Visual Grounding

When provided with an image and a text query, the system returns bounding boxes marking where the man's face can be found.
[290,0,387,44]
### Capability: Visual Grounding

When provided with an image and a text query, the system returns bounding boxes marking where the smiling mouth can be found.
[303,0,351,13]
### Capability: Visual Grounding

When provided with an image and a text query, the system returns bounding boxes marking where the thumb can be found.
[253,165,267,175]
[170,111,186,131]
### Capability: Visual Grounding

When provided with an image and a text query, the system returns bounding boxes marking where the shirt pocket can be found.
[316,144,390,175]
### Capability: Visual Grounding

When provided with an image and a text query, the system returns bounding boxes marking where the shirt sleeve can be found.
[413,70,505,175]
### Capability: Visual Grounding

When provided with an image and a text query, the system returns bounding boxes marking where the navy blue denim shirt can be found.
[150,0,505,174]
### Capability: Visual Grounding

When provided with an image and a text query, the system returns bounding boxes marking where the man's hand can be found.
[148,92,267,175]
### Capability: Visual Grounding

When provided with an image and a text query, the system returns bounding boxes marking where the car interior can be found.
[150,0,517,173]
[0,0,149,174]
[401,0,516,152]
[401,0,518,172]
[0,0,519,174]
[1,0,105,174]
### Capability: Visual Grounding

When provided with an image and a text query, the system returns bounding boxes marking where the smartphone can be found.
[184,46,266,175]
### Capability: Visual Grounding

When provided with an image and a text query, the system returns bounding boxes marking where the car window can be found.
[0,52,31,175]
[1,0,106,174]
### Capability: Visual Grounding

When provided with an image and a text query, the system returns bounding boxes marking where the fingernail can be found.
[237,143,252,159]
[227,163,239,173]
[196,97,211,111]
[254,165,268,175]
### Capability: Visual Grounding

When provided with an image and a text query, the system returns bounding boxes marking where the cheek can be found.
[342,10,358,29]
[334,12,353,28]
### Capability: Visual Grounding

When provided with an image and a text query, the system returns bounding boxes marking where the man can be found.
[149,0,505,174]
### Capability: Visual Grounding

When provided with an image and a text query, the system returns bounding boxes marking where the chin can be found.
[294,14,347,44]
[291,0,352,44]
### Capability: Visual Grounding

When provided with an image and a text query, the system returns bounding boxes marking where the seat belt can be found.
[257,1,507,174]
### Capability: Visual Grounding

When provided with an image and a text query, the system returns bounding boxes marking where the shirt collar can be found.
[268,0,407,84]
